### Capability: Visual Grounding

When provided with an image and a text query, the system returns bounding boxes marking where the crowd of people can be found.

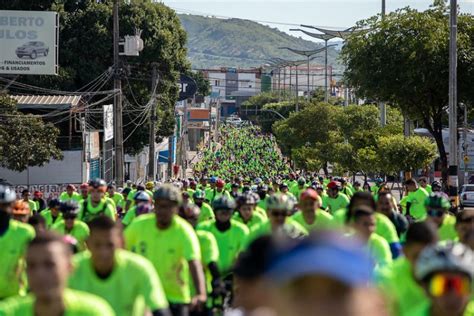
[0,127,474,316]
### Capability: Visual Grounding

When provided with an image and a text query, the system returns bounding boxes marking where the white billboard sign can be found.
[0,10,58,75]
[103,104,114,142]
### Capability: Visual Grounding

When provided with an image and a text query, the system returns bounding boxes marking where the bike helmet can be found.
[210,176,217,184]
[212,196,236,211]
[193,189,206,200]
[59,201,80,216]
[297,177,306,185]
[153,184,182,204]
[237,193,257,206]
[145,181,154,190]
[415,243,474,281]
[216,179,225,188]
[431,181,442,189]
[425,192,450,210]
[48,198,61,209]
[266,193,295,212]
[327,181,341,190]
[88,178,107,191]
[12,201,30,215]
[0,185,16,204]
[254,177,263,185]
[134,191,151,202]
[257,184,268,193]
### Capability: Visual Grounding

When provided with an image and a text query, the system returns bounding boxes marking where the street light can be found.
[448,0,458,198]
[278,46,329,101]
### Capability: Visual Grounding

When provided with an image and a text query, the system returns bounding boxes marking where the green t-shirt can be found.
[59,192,83,203]
[78,197,116,223]
[233,211,267,233]
[40,209,63,229]
[125,214,200,304]
[194,230,219,295]
[325,193,350,214]
[107,192,124,210]
[437,214,458,241]
[25,200,37,214]
[409,300,474,316]
[69,249,168,316]
[0,289,114,316]
[377,257,428,316]
[197,219,249,275]
[367,233,392,269]
[333,209,400,244]
[405,187,429,220]
[52,220,90,252]
[290,209,334,232]
[249,219,308,244]
[0,220,35,299]
[198,202,215,223]
[122,206,138,227]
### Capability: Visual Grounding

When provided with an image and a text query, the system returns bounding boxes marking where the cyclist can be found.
[233,193,266,233]
[0,185,35,300]
[122,191,153,227]
[32,191,46,212]
[455,209,474,250]
[207,179,231,203]
[197,196,249,277]
[424,193,458,241]
[377,222,438,316]
[69,216,171,316]
[349,207,392,269]
[414,243,474,315]
[376,192,408,238]
[291,189,333,232]
[205,177,217,202]
[78,178,116,223]
[340,178,354,198]
[0,232,114,315]
[52,201,90,252]
[180,204,222,315]
[40,199,62,229]
[21,189,37,214]
[230,183,240,199]
[249,193,308,243]
[125,184,151,212]
[192,190,214,223]
[12,200,31,223]
[290,177,307,200]
[79,183,89,200]
[125,184,206,316]
[405,178,429,221]
[325,181,350,214]
[431,181,443,193]
[59,184,82,203]
[28,215,47,234]
[418,177,432,194]
[106,184,124,214]
[353,181,362,193]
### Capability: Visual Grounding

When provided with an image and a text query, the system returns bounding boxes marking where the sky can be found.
[162,0,474,42]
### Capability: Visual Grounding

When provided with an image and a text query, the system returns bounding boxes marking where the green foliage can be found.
[179,14,342,69]
[0,96,63,172]
[187,71,211,96]
[377,135,438,175]
[341,5,474,180]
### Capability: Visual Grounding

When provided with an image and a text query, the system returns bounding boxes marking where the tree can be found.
[341,5,474,182]
[7,1,190,155]
[377,135,438,176]
[0,96,63,172]
[187,71,211,96]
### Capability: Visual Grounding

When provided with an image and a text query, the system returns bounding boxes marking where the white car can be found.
[460,184,474,208]
[226,116,242,126]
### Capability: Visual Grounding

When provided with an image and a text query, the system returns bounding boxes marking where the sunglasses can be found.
[429,274,471,297]
[271,211,287,217]
[427,210,445,218]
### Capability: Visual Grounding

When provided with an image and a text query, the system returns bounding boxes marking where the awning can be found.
[10,95,82,110]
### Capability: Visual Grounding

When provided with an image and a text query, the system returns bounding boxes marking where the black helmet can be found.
[153,184,182,205]
[237,193,257,206]
[212,196,236,211]
[59,201,80,216]
[48,198,61,209]
[88,178,107,189]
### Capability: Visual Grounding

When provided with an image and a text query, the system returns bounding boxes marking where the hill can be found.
[178,14,343,70]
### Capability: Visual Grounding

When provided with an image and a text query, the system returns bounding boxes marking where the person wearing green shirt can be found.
[78,179,116,223]
[405,178,429,220]
[59,184,82,203]
[40,199,62,229]
[0,231,114,316]
[419,177,433,194]
[350,207,392,269]
[424,193,458,241]
[21,189,38,214]
[353,181,363,193]
[377,222,438,316]
[206,179,232,203]
[291,189,333,232]
[69,216,170,316]
[197,196,249,276]
[52,201,90,252]
[122,191,153,227]
[106,184,124,212]
[193,190,215,223]
[0,185,35,300]
[125,184,206,315]
[340,179,354,198]
[233,193,266,233]
[289,177,307,201]
[249,193,308,243]
[325,181,350,214]
[413,243,474,316]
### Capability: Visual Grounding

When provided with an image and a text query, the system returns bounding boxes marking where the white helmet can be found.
[0,185,16,204]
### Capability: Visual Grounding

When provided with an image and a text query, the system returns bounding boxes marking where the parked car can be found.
[225,116,243,126]
[16,41,49,59]
[460,184,474,208]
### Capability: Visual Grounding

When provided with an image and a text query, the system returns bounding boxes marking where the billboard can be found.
[0,10,58,75]
[103,104,113,141]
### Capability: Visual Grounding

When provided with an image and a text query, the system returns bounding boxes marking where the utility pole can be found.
[295,65,299,111]
[147,64,158,181]
[462,103,468,186]
[208,101,212,150]
[307,56,310,100]
[448,0,458,202]
[324,39,329,103]
[379,0,387,126]
[113,0,124,185]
